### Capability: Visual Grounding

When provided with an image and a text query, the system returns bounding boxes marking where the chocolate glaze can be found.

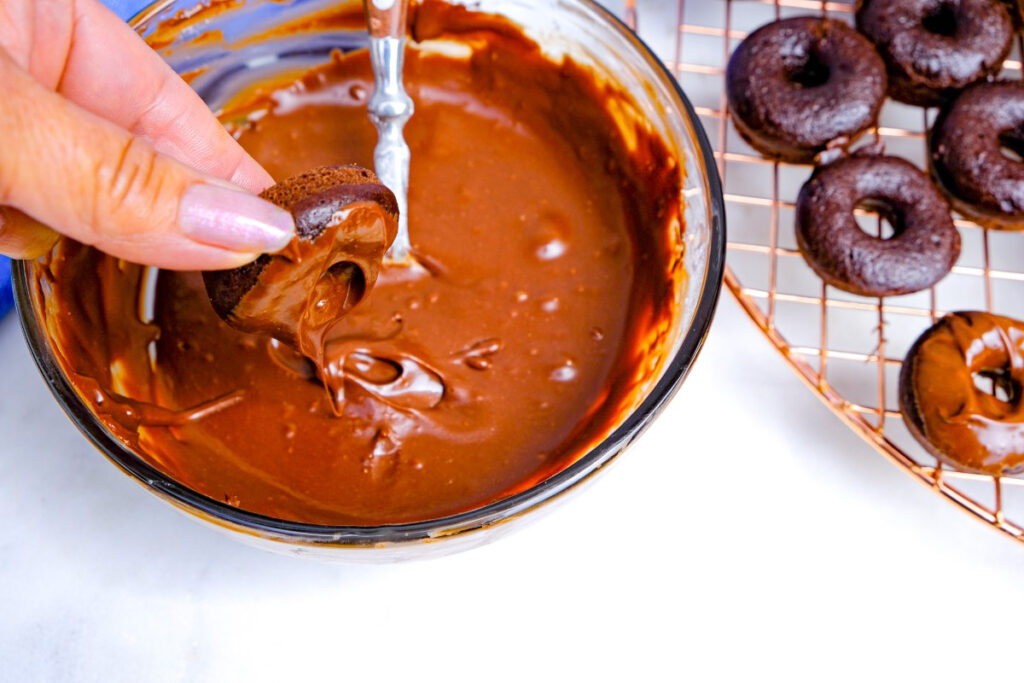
[795,153,960,297]
[725,17,886,163]
[930,80,1024,229]
[900,311,1024,476]
[856,0,1014,107]
[33,3,683,525]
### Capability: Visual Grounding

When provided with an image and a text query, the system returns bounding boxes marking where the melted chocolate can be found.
[901,311,1024,476]
[32,4,683,525]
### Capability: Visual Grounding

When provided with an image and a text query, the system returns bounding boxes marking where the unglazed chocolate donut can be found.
[1002,0,1024,25]
[930,80,1024,229]
[900,311,1024,476]
[203,165,398,359]
[725,17,886,163]
[856,0,1014,107]
[796,154,960,297]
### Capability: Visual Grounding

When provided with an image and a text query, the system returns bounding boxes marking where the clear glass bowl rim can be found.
[12,0,726,548]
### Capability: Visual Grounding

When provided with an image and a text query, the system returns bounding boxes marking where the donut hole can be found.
[998,129,1024,163]
[783,42,831,89]
[853,199,900,240]
[922,2,958,37]
[305,261,366,329]
[972,366,1020,405]
[785,52,831,89]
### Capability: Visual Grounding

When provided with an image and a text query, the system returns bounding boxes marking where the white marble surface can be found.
[5,0,1024,681]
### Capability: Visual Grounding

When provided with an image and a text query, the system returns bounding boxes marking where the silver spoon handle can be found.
[365,0,407,39]
[365,0,414,264]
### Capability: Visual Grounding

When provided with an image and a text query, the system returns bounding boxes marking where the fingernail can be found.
[0,207,59,259]
[179,184,294,253]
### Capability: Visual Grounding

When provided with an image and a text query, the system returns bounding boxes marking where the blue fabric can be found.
[0,257,12,320]
[104,0,138,20]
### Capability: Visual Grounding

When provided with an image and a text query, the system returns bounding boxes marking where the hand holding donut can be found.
[0,0,295,269]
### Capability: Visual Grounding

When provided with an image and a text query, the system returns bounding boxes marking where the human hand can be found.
[0,0,295,269]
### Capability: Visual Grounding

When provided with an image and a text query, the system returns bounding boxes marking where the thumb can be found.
[0,51,293,270]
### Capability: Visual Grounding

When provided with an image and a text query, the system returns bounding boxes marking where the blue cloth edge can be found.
[0,257,12,320]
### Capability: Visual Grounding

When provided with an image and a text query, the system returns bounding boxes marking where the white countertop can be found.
[4,0,1024,681]
[4,295,1023,683]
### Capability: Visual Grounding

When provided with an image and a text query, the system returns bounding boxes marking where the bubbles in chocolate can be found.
[540,296,561,313]
[454,337,503,371]
[530,212,571,261]
[550,359,579,383]
[535,238,568,261]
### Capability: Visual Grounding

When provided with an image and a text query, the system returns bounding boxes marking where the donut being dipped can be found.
[930,80,1024,230]
[856,0,1014,107]
[725,16,886,163]
[203,165,398,364]
[900,311,1024,476]
[795,153,960,297]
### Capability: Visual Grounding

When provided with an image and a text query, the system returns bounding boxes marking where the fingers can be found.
[0,51,294,270]
[62,0,273,193]
[2,0,273,194]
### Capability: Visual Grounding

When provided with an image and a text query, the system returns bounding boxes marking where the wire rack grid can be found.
[625,0,1024,544]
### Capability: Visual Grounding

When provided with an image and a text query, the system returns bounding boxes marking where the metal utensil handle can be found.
[365,0,414,264]
[366,0,407,39]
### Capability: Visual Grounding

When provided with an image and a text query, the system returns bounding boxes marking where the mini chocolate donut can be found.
[856,0,1014,107]
[725,17,886,163]
[930,80,1024,229]
[203,165,398,358]
[796,154,960,296]
[1001,0,1024,26]
[900,311,1024,476]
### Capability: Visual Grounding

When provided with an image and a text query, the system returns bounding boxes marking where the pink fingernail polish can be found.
[179,184,294,253]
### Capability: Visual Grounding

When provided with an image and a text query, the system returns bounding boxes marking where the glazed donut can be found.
[930,80,1024,229]
[203,165,398,357]
[726,17,886,163]
[795,154,960,297]
[900,311,1024,476]
[856,0,1014,107]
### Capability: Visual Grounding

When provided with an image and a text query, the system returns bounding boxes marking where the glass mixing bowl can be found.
[13,0,725,561]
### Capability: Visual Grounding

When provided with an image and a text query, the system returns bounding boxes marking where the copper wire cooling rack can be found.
[625,0,1024,543]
